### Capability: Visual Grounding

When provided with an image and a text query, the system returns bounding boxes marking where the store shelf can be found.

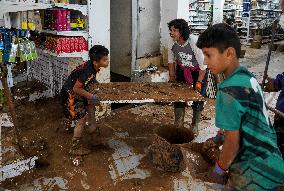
[191,26,208,30]
[189,9,211,12]
[189,23,207,26]
[41,30,88,39]
[37,48,88,61]
[0,2,52,14]
[223,9,236,12]
[250,8,282,12]
[198,1,210,3]
[0,2,88,15]
[54,3,88,16]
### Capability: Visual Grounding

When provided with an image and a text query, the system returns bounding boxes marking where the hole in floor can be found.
[154,126,194,145]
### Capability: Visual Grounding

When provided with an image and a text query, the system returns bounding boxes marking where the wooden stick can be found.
[261,20,278,89]
[0,63,30,157]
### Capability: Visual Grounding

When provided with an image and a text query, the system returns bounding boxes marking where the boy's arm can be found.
[198,69,206,82]
[168,62,176,82]
[73,80,94,100]
[218,130,240,171]
[168,41,176,82]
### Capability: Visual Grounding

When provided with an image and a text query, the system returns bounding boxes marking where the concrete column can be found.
[213,0,225,24]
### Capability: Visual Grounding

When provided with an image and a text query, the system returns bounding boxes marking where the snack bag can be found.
[21,12,28,30]
[30,41,38,60]
[8,37,18,63]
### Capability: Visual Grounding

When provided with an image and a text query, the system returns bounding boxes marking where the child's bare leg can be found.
[70,115,91,155]
[86,105,106,146]
[86,105,97,134]
[73,116,86,138]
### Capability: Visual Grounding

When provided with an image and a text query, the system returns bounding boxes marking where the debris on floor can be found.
[89,82,205,103]
[1,46,283,190]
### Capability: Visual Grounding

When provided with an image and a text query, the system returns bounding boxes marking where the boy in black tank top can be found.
[61,45,109,156]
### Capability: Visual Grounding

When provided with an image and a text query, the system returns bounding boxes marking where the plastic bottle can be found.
[61,9,67,31]
[56,9,63,31]
[66,10,71,31]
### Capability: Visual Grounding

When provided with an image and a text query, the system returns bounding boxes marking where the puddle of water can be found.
[19,177,68,191]
[0,113,14,128]
[194,119,218,143]
[173,167,225,191]
[114,132,129,139]
[0,156,38,182]
[108,139,150,185]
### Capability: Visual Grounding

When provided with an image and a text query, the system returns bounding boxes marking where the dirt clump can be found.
[186,139,221,165]
[148,135,185,172]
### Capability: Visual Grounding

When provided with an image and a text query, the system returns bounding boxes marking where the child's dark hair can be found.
[168,19,190,41]
[196,23,241,58]
[89,45,109,62]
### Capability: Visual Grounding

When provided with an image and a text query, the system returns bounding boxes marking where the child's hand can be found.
[264,77,276,92]
[195,163,228,185]
[211,162,228,184]
[90,95,100,105]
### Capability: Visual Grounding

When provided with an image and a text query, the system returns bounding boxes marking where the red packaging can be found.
[77,37,83,52]
[50,9,56,31]
[78,37,87,52]
[45,36,52,50]
[69,37,75,52]
[62,37,71,53]
[66,10,71,31]
[73,37,79,52]
[56,9,63,31]
[54,37,63,54]
[61,9,67,31]
[82,38,88,51]
[66,37,71,53]
[61,37,66,53]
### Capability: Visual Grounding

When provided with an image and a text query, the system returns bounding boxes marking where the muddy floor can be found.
[1,97,219,191]
[2,46,284,190]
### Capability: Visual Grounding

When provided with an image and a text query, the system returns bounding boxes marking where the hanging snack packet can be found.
[28,11,35,31]
[30,41,38,60]
[34,11,43,32]
[24,39,33,61]
[21,12,28,30]
[0,33,4,63]
[8,37,18,63]
[18,39,27,62]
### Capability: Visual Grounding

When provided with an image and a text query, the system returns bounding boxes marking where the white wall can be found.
[89,0,110,83]
[160,0,189,49]
[213,0,225,24]
[110,0,132,77]
[160,0,178,49]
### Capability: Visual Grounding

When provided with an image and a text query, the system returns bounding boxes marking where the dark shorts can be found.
[274,115,284,158]
[61,88,89,120]
[174,65,205,111]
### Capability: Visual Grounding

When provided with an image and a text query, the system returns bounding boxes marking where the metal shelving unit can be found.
[37,48,88,60]
[40,30,88,39]
[0,0,110,95]
[188,0,212,33]
[243,0,282,44]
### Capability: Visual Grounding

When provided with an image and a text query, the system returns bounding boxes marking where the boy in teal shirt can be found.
[196,23,284,190]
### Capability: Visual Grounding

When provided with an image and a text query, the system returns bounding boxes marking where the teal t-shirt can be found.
[216,66,284,191]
